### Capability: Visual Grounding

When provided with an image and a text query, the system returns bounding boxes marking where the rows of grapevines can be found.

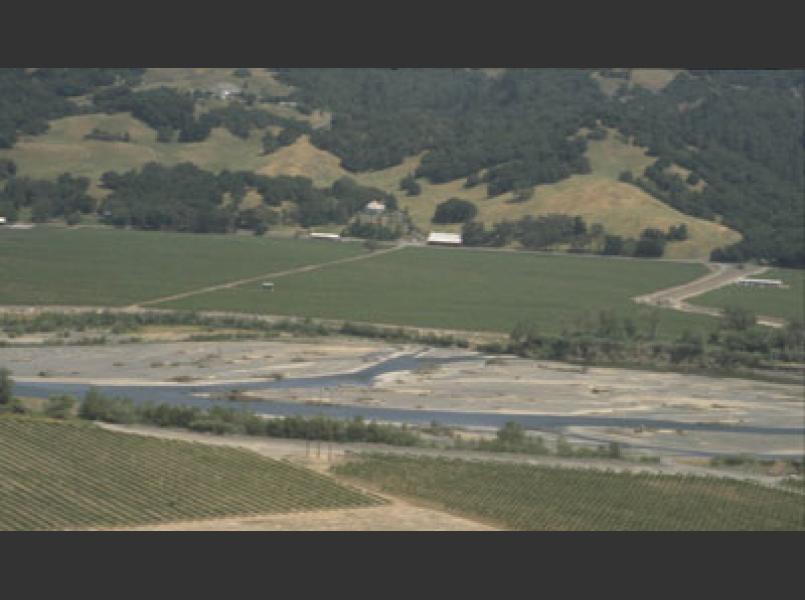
[0,417,383,530]
[333,454,805,531]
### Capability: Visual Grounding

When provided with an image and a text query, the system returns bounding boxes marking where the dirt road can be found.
[633,262,786,328]
[129,243,404,309]
[99,423,792,490]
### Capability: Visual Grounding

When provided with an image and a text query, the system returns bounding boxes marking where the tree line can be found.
[486,307,805,376]
[459,211,688,258]
[97,163,400,233]
[0,68,144,148]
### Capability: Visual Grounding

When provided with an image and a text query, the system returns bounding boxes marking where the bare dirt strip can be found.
[116,503,497,531]
[633,263,786,328]
[128,243,404,309]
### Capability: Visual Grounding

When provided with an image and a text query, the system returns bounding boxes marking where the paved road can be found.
[633,262,786,328]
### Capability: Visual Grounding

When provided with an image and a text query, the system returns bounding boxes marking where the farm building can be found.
[310,232,341,241]
[735,278,786,288]
[364,200,386,214]
[212,83,243,100]
[427,232,462,245]
[0,217,6,225]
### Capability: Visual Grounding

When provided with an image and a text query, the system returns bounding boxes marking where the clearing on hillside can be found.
[688,268,805,323]
[0,227,365,306]
[0,416,381,530]
[138,68,294,98]
[333,454,805,531]
[159,245,717,337]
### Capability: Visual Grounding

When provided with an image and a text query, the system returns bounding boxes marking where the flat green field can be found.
[161,245,714,336]
[689,268,804,323]
[334,454,805,531]
[0,416,381,530]
[0,227,364,306]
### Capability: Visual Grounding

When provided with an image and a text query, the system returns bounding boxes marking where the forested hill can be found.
[273,68,804,267]
[0,68,802,267]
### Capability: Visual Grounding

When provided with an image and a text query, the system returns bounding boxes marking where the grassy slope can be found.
[688,268,805,322]
[161,245,715,337]
[0,227,364,306]
[250,129,738,259]
[351,131,740,260]
[0,416,379,530]
[334,454,805,531]
[0,114,271,200]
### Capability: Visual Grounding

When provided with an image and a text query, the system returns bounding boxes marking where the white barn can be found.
[736,278,785,288]
[0,217,6,225]
[427,232,462,245]
[364,200,386,214]
[310,232,341,241]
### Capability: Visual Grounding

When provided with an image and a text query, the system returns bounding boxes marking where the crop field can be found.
[0,416,381,530]
[0,227,364,306]
[161,245,715,336]
[688,268,805,322]
[333,454,805,531]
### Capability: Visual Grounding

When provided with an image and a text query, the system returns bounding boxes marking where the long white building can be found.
[427,232,462,245]
[735,277,785,288]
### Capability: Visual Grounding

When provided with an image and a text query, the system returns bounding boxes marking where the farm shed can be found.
[310,232,341,241]
[427,232,462,246]
[364,200,386,214]
[0,217,6,225]
[735,278,786,288]
[213,83,242,100]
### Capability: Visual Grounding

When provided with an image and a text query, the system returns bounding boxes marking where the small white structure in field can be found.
[735,278,786,288]
[0,217,6,225]
[427,232,462,245]
[261,282,275,292]
[309,232,341,241]
[364,200,386,214]
[213,83,242,100]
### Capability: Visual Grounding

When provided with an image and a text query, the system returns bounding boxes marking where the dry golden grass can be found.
[591,69,682,97]
[629,69,682,92]
[590,72,625,97]
[0,113,272,196]
[256,135,350,186]
[665,164,706,191]
[340,130,739,258]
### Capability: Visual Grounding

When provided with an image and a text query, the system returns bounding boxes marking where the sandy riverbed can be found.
[3,339,802,458]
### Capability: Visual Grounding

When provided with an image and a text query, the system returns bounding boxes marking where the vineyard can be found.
[333,454,805,531]
[0,416,382,530]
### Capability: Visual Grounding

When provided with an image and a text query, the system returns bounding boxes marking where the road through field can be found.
[633,262,786,328]
[130,243,404,309]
